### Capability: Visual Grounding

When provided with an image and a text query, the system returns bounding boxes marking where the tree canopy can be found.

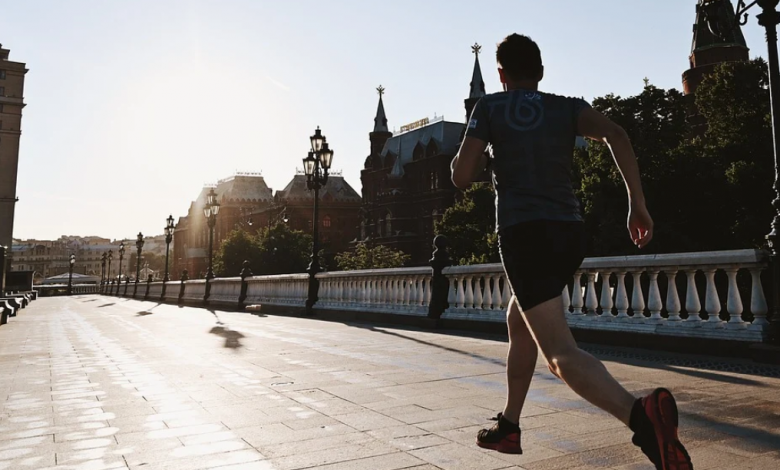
[214,223,313,277]
[434,182,500,265]
[335,243,410,271]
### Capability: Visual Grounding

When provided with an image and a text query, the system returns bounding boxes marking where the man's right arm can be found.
[577,107,654,249]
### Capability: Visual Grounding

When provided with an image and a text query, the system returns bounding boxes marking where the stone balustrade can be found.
[98,248,773,343]
[245,274,308,307]
[317,267,432,316]
[147,282,164,299]
[444,249,770,342]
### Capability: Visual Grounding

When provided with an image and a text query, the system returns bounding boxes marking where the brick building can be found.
[359,45,489,264]
[172,172,361,279]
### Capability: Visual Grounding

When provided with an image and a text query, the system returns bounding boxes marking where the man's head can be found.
[496,34,544,89]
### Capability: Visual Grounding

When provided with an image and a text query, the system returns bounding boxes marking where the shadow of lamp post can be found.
[303,126,334,316]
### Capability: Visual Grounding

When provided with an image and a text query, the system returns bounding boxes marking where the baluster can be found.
[615,272,629,318]
[447,276,457,309]
[425,276,432,306]
[491,275,502,309]
[585,272,598,316]
[631,271,646,320]
[455,275,465,309]
[725,267,746,327]
[409,277,418,307]
[462,275,473,309]
[685,269,702,322]
[571,272,584,316]
[561,282,571,315]
[599,271,613,318]
[416,276,424,307]
[483,274,493,310]
[501,274,511,310]
[704,268,723,326]
[665,270,682,321]
[750,267,769,326]
[647,270,663,321]
[473,275,483,310]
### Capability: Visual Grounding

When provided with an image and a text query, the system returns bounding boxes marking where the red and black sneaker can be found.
[631,388,693,470]
[476,413,522,454]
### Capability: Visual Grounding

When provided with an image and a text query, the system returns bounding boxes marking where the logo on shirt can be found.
[505,91,544,131]
[468,119,478,129]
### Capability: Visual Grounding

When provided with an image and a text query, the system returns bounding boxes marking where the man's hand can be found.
[628,202,654,249]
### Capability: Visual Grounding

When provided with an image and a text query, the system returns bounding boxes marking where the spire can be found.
[373,85,389,133]
[469,43,486,99]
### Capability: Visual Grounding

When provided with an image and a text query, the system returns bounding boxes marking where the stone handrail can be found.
[443,249,770,341]
[317,267,432,316]
[95,249,773,342]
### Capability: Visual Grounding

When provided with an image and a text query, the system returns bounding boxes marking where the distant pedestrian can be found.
[450,33,692,470]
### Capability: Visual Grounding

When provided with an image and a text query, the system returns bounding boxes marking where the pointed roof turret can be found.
[691,0,748,59]
[469,43,486,99]
[373,85,389,132]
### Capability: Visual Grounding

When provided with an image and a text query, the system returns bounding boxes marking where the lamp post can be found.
[133,232,144,297]
[107,250,113,294]
[67,254,75,295]
[703,0,780,342]
[204,188,220,301]
[100,253,107,291]
[303,126,335,315]
[117,242,125,295]
[161,215,175,300]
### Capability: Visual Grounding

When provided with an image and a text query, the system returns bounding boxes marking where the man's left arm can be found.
[451,138,488,190]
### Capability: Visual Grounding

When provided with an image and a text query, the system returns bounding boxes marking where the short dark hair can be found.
[496,34,542,81]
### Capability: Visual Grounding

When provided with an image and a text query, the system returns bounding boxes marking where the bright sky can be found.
[1,0,770,241]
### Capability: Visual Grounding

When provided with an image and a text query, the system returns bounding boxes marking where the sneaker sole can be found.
[476,438,523,454]
[648,388,693,470]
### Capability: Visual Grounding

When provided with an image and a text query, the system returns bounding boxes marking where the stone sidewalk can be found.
[0,297,778,470]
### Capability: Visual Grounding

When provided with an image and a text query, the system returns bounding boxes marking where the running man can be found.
[450,34,693,470]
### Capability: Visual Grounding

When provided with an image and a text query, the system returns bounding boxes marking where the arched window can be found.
[323,215,332,228]
[378,217,385,237]
[430,172,439,190]
[427,140,439,157]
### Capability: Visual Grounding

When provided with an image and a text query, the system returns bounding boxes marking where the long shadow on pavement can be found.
[207,309,245,349]
[97,303,115,308]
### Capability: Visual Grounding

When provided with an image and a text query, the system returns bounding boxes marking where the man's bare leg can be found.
[501,295,538,424]
[520,295,635,425]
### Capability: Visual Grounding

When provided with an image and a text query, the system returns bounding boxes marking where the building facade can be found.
[0,45,28,253]
[11,236,121,281]
[172,172,361,279]
[359,45,490,264]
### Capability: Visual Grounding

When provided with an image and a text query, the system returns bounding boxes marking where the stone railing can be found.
[35,284,100,297]
[97,249,774,343]
[245,274,308,307]
[444,249,770,342]
[317,267,432,316]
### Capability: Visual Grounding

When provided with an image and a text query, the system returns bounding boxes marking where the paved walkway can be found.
[0,297,778,470]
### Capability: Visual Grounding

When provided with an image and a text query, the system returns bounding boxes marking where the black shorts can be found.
[498,220,585,311]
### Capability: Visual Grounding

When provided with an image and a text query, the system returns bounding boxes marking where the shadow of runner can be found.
[97,303,115,308]
[209,325,245,349]
[137,311,153,316]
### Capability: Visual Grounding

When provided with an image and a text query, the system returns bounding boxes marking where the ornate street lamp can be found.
[161,215,175,300]
[117,242,125,295]
[203,188,220,302]
[107,250,113,295]
[303,126,334,315]
[100,252,107,291]
[703,0,780,341]
[67,254,75,295]
[204,188,220,280]
[133,232,144,297]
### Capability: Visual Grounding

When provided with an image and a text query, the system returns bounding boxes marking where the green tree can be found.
[434,182,500,265]
[335,243,410,271]
[214,229,261,277]
[255,223,313,275]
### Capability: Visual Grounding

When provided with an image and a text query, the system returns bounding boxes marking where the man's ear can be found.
[538,65,544,82]
[498,68,507,84]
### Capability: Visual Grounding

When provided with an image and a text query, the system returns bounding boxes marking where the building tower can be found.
[683,1,749,132]
[464,43,486,124]
[369,85,392,158]
[0,44,28,282]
